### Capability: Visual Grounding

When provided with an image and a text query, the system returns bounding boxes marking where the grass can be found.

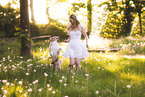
[0,37,145,97]
[109,36,145,54]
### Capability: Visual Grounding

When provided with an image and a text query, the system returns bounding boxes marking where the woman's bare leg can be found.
[69,57,75,69]
[75,58,81,70]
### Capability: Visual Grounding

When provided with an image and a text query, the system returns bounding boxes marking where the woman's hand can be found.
[64,38,70,42]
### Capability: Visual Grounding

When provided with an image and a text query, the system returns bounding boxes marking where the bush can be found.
[0,4,20,38]
[100,11,124,39]
[44,24,68,41]
[109,36,145,54]
[30,23,40,37]
[131,12,145,36]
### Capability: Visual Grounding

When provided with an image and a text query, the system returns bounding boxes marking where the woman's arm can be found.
[79,25,89,48]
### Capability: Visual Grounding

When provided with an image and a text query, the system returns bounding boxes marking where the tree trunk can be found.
[46,0,50,24]
[20,0,31,56]
[138,12,142,35]
[121,0,133,36]
[87,0,92,36]
[30,0,36,23]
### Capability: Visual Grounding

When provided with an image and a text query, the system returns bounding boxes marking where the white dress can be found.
[63,30,89,58]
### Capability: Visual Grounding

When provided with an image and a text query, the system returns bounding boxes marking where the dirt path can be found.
[119,54,145,59]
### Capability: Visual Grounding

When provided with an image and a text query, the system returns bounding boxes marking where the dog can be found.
[49,36,63,71]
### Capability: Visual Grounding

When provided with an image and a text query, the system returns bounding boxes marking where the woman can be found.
[63,14,89,70]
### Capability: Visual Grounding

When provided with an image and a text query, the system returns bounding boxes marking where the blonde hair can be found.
[69,14,80,31]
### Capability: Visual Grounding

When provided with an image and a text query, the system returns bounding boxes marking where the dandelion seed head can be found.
[52,91,55,94]
[85,74,89,77]
[19,90,23,93]
[3,95,6,97]
[6,82,10,86]
[44,73,48,76]
[48,87,52,91]
[47,84,50,87]
[18,81,22,85]
[59,80,62,83]
[64,83,67,86]
[26,73,29,75]
[28,88,32,92]
[38,89,42,92]
[4,90,7,94]
[20,56,23,59]
[95,91,99,94]
[127,85,131,88]
[11,83,14,86]
[62,76,65,79]
[2,80,7,83]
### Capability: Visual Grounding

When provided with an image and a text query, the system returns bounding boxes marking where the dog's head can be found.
[49,36,59,42]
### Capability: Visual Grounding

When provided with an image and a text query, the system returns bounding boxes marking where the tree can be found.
[30,0,36,23]
[121,0,134,36]
[87,0,92,36]
[99,0,136,38]
[0,3,20,38]
[133,0,145,35]
[20,0,31,56]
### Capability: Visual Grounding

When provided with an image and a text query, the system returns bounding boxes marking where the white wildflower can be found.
[52,91,55,94]
[59,80,62,83]
[95,91,99,94]
[127,85,131,88]
[85,74,89,77]
[28,88,32,92]
[18,81,22,85]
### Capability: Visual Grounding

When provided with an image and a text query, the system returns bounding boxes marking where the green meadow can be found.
[0,37,145,97]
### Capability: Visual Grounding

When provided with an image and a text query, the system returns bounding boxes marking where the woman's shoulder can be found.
[78,23,86,31]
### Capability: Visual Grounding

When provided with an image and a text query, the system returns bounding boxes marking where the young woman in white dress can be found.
[63,14,89,70]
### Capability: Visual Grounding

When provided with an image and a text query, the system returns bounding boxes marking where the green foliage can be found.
[109,36,145,54]
[30,23,40,37]
[131,12,145,36]
[45,24,68,41]
[71,3,86,12]
[58,0,67,2]
[38,19,69,41]
[0,4,20,38]
[99,0,145,38]
[100,11,124,38]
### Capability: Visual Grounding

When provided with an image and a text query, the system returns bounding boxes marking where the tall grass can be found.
[0,38,145,97]
[109,36,145,54]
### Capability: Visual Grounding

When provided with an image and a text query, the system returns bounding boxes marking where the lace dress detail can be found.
[63,30,89,58]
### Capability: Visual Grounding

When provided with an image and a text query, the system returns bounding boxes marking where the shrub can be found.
[30,23,40,37]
